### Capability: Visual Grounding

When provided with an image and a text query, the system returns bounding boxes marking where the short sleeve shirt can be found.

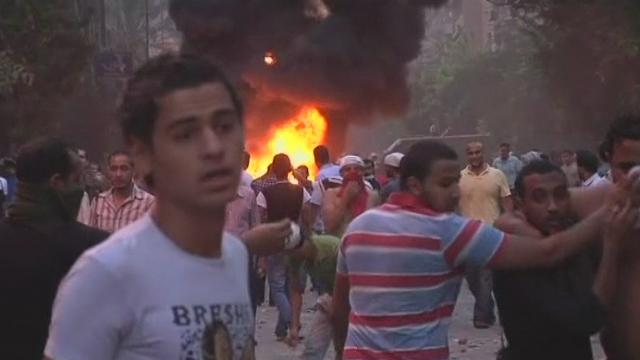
[459,165,511,224]
[45,215,254,360]
[492,156,523,188]
[336,192,505,359]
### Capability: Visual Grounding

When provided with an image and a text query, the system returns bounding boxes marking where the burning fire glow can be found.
[264,51,277,66]
[248,107,327,178]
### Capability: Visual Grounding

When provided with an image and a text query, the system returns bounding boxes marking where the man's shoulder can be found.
[82,216,156,271]
[66,222,110,245]
[488,166,509,179]
[237,185,255,199]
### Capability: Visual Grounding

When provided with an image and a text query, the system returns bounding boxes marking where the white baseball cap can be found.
[384,152,404,168]
[339,155,364,170]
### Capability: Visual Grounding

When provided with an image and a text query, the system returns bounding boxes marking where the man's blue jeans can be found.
[267,254,291,337]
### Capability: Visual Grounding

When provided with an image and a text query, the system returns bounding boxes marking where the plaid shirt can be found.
[89,185,155,233]
[251,174,278,196]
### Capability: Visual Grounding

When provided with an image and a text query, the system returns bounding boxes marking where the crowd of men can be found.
[1,53,640,360]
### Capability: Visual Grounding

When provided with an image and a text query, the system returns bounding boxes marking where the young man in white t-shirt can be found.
[45,54,260,360]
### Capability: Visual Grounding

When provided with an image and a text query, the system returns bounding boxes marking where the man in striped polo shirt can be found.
[88,151,155,233]
[332,140,638,360]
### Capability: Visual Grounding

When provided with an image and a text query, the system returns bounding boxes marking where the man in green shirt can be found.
[292,234,341,360]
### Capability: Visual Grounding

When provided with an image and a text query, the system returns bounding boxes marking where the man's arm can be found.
[241,219,290,256]
[501,195,514,213]
[569,165,640,219]
[593,202,637,308]
[322,190,349,235]
[489,206,609,269]
[497,170,513,212]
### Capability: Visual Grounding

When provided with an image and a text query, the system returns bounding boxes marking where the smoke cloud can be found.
[169,0,447,152]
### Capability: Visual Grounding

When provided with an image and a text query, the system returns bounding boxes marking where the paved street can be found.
[255,284,605,360]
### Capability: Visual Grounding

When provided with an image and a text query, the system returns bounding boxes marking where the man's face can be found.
[298,167,309,179]
[77,150,88,167]
[138,82,244,211]
[610,139,640,184]
[341,164,364,179]
[60,151,85,189]
[519,171,571,235]
[499,146,510,160]
[466,143,485,168]
[108,154,134,190]
[561,152,574,166]
[385,165,397,178]
[411,159,460,213]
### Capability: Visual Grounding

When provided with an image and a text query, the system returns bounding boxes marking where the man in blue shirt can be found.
[493,143,523,190]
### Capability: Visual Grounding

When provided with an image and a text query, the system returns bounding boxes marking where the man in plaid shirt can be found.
[89,151,154,233]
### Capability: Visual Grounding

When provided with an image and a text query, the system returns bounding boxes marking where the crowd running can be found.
[1,53,640,360]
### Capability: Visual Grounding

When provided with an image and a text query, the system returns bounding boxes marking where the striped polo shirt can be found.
[337,192,507,360]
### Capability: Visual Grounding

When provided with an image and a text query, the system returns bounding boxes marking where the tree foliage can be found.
[408,0,640,152]
[0,0,94,151]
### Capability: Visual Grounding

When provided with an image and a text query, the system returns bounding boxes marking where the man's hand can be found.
[495,211,542,237]
[241,219,292,256]
[604,200,639,249]
[342,181,361,203]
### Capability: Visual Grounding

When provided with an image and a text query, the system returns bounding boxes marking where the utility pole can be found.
[145,0,150,60]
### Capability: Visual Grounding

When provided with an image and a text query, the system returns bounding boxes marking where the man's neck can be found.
[152,198,225,258]
[469,163,487,174]
[112,184,133,199]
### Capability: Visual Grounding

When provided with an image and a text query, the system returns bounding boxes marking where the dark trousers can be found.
[465,267,496,323]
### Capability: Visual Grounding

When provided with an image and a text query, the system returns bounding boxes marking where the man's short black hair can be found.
[16,137,75,184]
[400,141,458,191]
[313,145,330,165]
[500,142,510,148]
[363,159,375,167]
[272,153,292,179]
[119,53,243,145]
[514,160,566,199]
[602,114,640,162]
[107,150,132,166]
[576,150,599,174]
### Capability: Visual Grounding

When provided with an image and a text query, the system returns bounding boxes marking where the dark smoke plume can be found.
[169,0,447,152]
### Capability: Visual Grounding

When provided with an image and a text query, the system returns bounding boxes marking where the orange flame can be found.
[248,107,327,178]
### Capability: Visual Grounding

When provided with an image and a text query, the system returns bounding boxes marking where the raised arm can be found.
[490,205,608,269]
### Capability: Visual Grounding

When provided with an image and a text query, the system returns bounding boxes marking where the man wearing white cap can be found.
[322,155,379,237]
[381,152,405,202]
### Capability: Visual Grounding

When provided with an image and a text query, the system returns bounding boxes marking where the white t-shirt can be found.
[45,215,254,360]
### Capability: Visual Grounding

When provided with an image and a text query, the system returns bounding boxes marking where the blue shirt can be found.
[493,156,523,188]
[316,164,340,182]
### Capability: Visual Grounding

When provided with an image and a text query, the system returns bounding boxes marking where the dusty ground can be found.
[254,284,605,360]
